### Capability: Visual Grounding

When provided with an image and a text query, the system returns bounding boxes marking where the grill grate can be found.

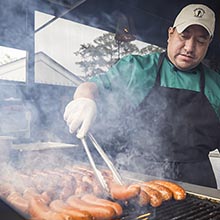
[1,194,220,220]
[122,194,220,220]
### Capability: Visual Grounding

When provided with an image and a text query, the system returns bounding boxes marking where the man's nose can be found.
[184,38,196,53]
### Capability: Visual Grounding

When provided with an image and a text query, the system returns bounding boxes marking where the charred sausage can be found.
[81,194,123,216]
[141,182,173,201]
[43,170,76,200]
[0,182,16,198]
[6,191,29,214]
[139,185,163,207]
[74,181,93,196]
[108,182,140,201]
[150,180,186,200]
[29,196,73,220]
[50,199,93,220]
[66,195,116,220]
[23,187,51,204]
[136,189,150,207]
[81,175,102,195]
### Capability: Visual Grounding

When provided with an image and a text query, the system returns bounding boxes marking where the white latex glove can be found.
[63,97,97,139]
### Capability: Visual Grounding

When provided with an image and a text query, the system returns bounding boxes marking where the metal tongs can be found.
[80,132,123,197]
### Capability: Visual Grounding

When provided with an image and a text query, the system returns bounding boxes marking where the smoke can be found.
[0,83,80,179]
[0,2,172,213]
[0,1,109,204]
[89,61,179,181]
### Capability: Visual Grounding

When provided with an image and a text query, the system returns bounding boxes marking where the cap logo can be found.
[193,8,205,18]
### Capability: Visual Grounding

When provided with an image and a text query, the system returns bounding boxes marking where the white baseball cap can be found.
[173,4,215,37]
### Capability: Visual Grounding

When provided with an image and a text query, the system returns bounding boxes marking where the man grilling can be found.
[64,4,220,188]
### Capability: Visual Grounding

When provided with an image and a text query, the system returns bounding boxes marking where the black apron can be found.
[117,52,220,188]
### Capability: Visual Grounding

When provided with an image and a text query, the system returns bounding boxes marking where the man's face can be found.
[167,25,211,71]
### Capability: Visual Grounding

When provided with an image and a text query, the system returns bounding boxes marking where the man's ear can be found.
[167,27,175,43]
[168,27,175,36]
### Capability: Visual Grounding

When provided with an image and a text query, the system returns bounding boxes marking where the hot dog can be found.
[43,169,77,200]
[139,185,163,207]
[6,191,29,214]
[81,175,102,195]
[66,195,116,220]
[150,180,186,200]
[50,199,93,220]
[0,182,16,198]
[23,187,41,201]
[29,196,73,220]
[41,191,52,204]
[141,182,172,201]
[59,185,73,201]
[136,189,150,207]
[81,194,123,216]
[23,187,51,204]
[31,173,53,194]
[63,170,94,196]
[108,182,141,201]
[75,181,94,196]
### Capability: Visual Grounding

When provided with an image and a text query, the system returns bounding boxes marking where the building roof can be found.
[0,51,83,86]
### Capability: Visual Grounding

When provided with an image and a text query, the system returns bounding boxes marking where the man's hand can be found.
[63,97,97,139]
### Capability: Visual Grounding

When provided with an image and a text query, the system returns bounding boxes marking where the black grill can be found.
[0,199,25,220]
[153,194,220,220]
[1,193,220,220]
[122,194,220,220]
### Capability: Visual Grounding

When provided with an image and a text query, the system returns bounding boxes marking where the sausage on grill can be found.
[139,185,163,207]
[141,182,173,201]
[136,189,150,207]
[66,195,116,220]
[29,196,73,220]
[7,191,29,214]
[23,187,51,204]
[108,182,141,201]
[0,182,16,198]
[81,194,123,216]
[50,199,93,220]
[150,180,186,200]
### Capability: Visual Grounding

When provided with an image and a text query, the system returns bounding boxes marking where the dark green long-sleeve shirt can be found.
[90,52,220,119]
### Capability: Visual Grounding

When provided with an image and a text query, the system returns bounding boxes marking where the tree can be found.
[74,32,164,79]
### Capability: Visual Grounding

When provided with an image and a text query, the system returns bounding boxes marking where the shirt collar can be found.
[164,52,201,74]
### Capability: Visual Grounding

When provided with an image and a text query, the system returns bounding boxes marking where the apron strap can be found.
[155,52,166,86]
[199,64,205,95]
